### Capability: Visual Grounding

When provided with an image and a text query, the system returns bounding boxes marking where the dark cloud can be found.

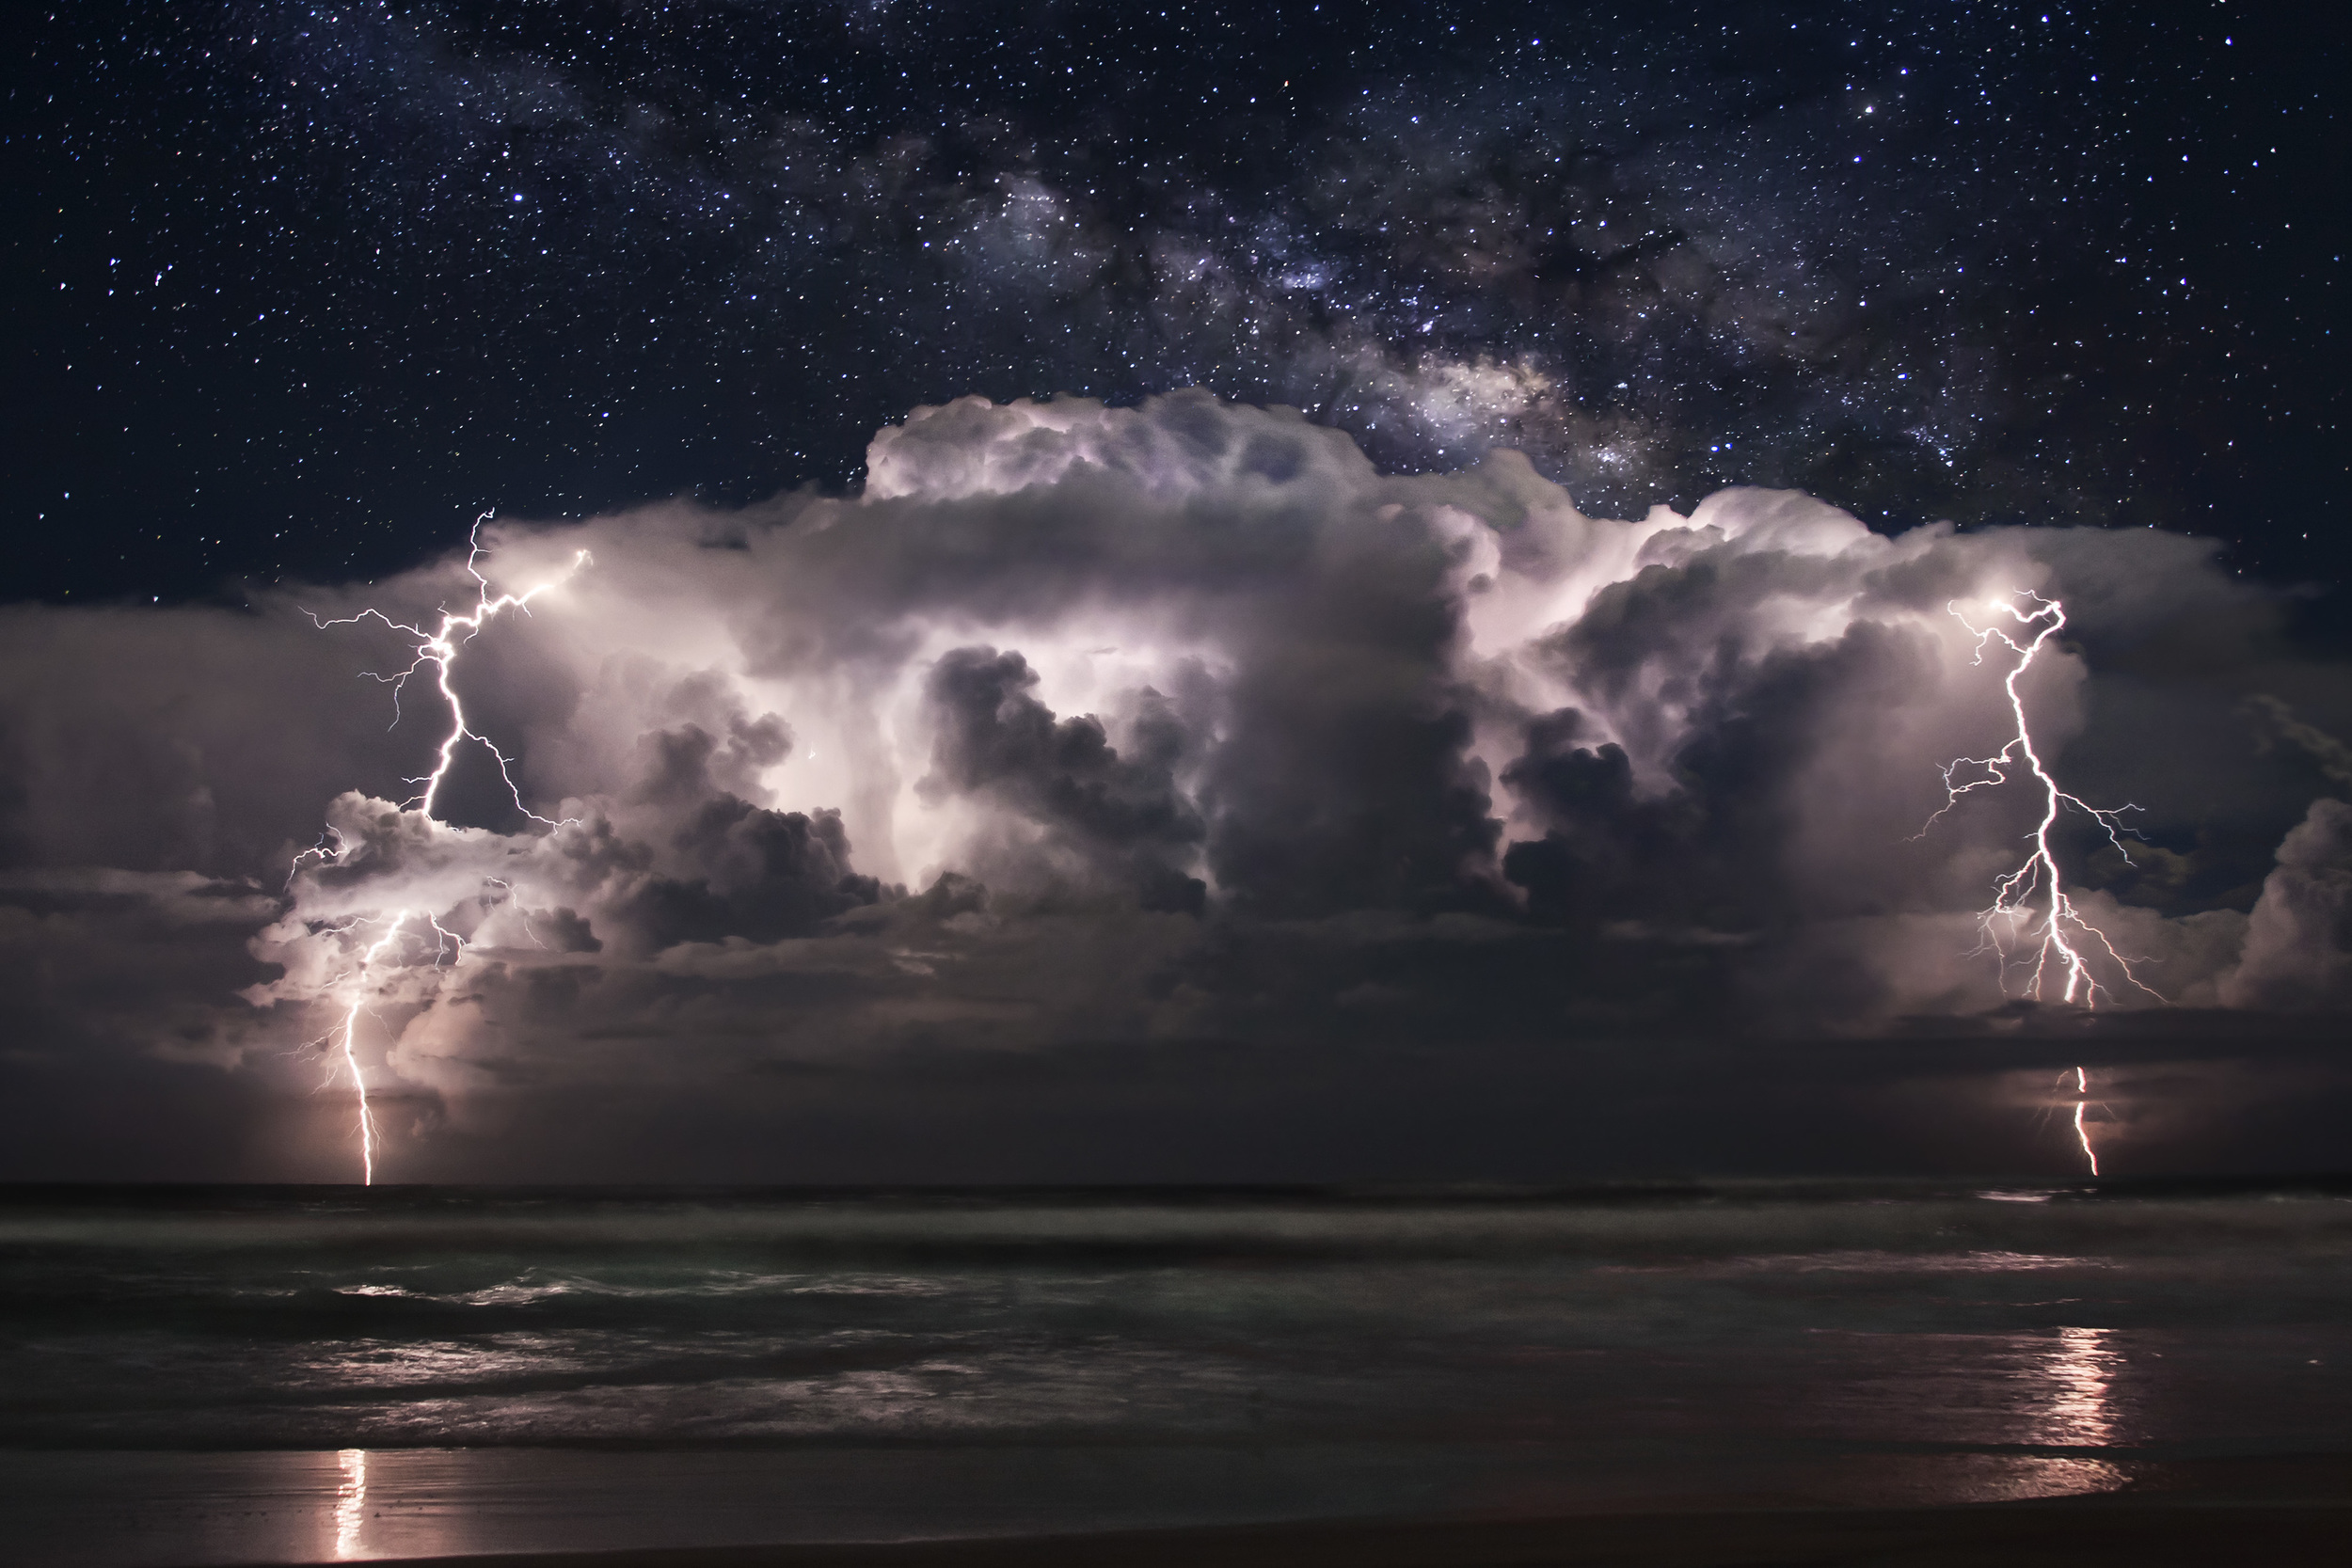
[0,393,2346,1179]
[922,646,1206,913]
[621,800,882,951]
[1502,712,1714,929]
[2222,800,2352,1012]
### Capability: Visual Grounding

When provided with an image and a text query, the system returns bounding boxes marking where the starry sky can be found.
[2,1,2348,1183]
[8,0,2342,608]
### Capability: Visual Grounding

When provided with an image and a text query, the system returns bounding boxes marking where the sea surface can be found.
[3,1180,2347,1564]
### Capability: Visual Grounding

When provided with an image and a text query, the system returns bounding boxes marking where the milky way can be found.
[11,2,2340,601]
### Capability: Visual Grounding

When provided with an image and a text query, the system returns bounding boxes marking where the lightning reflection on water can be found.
[2034,1325,2119,1449]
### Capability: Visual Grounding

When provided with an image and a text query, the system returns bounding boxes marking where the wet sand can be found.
[262,1497,2349,1568]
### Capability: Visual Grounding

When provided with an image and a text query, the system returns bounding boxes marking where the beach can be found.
[246,1497,2349,1568]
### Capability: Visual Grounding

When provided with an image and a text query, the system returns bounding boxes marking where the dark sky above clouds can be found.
[1,3,2346,1182]
[9,0,2344,599]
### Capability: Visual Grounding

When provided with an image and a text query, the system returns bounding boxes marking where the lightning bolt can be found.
[1922,590,2159,1176]
[334,913,409,1188]
[2071,1066,2100,1178]
[295,515,589,1183]
[310,515,591,821]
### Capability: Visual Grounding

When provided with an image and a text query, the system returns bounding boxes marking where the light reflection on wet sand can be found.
[0,1440,2187,1567]
[332,1449,366,1560]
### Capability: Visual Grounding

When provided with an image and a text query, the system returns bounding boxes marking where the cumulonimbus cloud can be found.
[2,392,2345,1177]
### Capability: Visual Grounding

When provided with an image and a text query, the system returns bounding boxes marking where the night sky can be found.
[10,1,2342,601]
[1,2,2346,1183]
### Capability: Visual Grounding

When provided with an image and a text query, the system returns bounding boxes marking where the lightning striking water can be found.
[297,518,589,1183]
[1922,591,2157,1175]
[2072,1066,2101,1178]
[330,914,409,1187]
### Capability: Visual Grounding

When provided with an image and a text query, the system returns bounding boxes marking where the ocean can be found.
[3,1180,2346,1564]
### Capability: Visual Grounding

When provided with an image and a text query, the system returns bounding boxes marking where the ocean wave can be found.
[5,1183,2348,1452]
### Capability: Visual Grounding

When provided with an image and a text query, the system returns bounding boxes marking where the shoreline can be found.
[250,1497,2351,1568]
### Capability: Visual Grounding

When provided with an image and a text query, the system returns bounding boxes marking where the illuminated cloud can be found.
[1,393,2345,1178]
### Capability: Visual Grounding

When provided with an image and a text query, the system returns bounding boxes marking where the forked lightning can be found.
[1923,590,2158,1174]
[296,517,588,1182]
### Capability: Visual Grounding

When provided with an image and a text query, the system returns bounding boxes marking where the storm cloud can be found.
[3,393,2346,1180]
